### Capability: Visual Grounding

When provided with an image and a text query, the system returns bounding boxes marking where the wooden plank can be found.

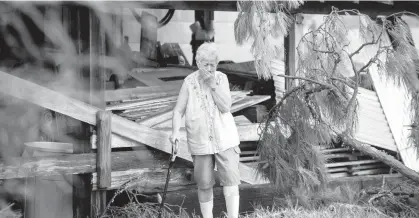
[106,95,178,111]
[327,167,350,173]
[126,70,166,86]
[95,111,111,217]
[351,163,388,172]
[324,153,364,159]
[122,102,175,114]
[236,123,263,142]
[105,81,182,102]
[325,159,381,168]
[231,95,271,114]
[240,150,258,156]
[327,163,388,173]
[240,156,260,162]
[352,168,391,176]
[91,122,262,149]
[0,71,266,184]
[329,172,350,178]
[0,150,189,180]
[321,147,353,153]
[137,92,257,127]
[136,106,175,127]
[91,133,147,150]
[120,104,175,119]
[96,111,111,188]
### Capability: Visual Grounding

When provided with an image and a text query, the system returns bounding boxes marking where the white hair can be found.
[196,42,219,64]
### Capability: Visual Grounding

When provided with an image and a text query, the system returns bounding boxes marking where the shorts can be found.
[192,146,241,189]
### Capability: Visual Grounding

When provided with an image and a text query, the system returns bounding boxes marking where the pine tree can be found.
[234,2,419,192]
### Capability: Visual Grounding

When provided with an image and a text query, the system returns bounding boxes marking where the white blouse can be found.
[182,71,240,155]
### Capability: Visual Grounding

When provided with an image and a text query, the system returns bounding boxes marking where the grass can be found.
[101,202,192,218]
[242,203,392,218]
[98,178,419,218]
[100,201,417,218]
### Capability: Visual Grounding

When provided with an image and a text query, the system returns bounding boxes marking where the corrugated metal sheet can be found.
[338,19,418,171]
[368,17,419,172]
[278,14,399,152]
[269,61,397,151]
[355,88,397,151]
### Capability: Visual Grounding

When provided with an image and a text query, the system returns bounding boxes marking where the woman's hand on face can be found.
[201,69,216,87]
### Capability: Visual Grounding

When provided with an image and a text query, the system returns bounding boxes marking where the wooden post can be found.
[61,3,96,218]
[97,111,112,188]
[89,6,108,218]
[284,13,303,90]
[94,111,111,216]
[284,17,296,91]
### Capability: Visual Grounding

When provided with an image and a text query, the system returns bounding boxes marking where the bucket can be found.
[23,142,73,218]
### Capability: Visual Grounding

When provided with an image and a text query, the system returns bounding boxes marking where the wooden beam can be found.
[1,149,195,191]
[0,70,267,184]
[92,123,262,149]
[0,150,189,180]
[91,168,194,191]
[284,16,297,90]
[110,1,238,12]
[105,1,419,16]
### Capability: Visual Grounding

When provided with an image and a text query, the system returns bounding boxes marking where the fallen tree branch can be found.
[345,137,419,183]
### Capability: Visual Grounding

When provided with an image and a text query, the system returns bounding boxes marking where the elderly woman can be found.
[170,42,241,218]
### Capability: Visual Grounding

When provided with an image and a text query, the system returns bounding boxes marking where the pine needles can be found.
[246,6,419,192]
[234,0,303,80]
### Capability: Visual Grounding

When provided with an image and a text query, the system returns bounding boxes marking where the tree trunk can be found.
[345,137,419,183]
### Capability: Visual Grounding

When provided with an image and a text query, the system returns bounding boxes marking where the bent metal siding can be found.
[282,14,399,152]
[369,17,419,172]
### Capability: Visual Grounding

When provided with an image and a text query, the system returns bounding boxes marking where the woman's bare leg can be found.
[198,187,214,218]
[223,185,239,218]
